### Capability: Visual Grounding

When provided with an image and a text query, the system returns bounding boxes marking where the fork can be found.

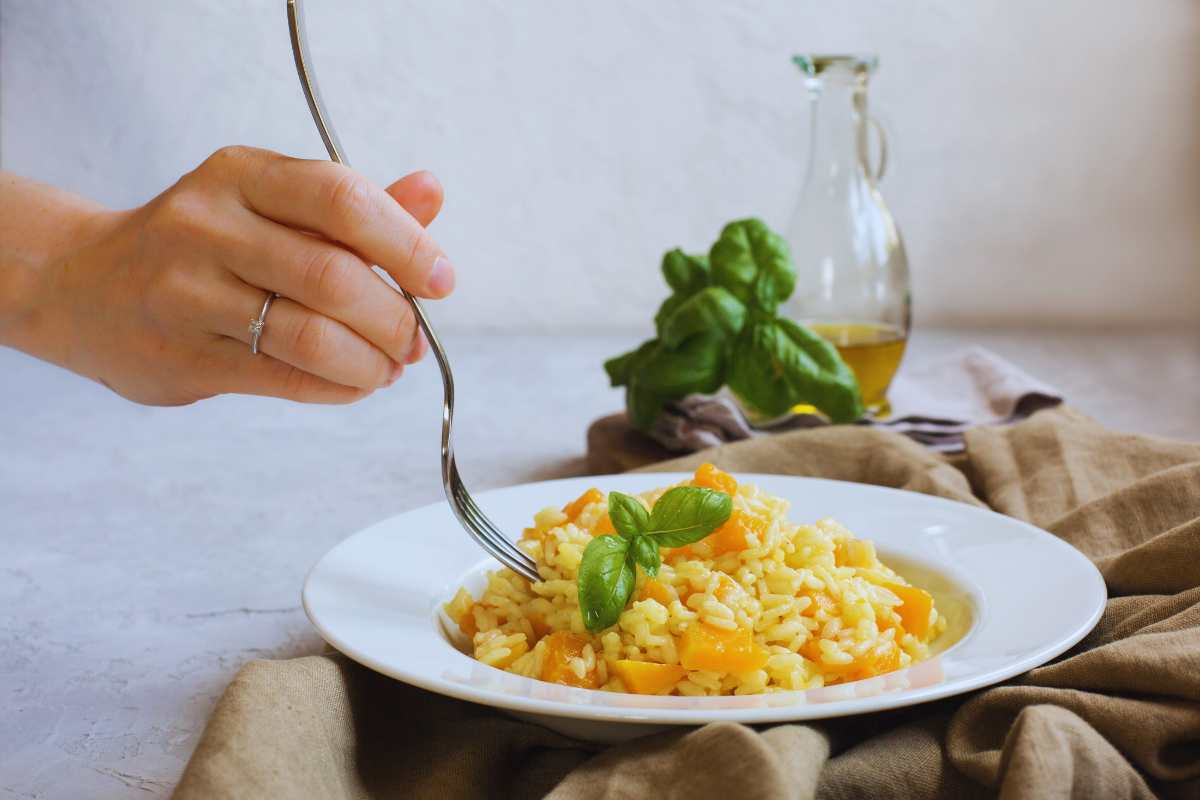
[286,0,541,583]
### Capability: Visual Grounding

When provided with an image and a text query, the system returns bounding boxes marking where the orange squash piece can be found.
[457,605,478,638]
[663,543,694,560]
[526,612,552,640]
[593,513,616,536]
[679,623,768,674]
[563,487,604,523]
[799,637,822,663]
[885,582,933,640]
[665,511,763,561]
[835,640,901,682]
[868,640,902,675]
[801,638,902,684]
[639,578,674,606]
[612,660,687,695]
[714,574,748,605]
[709,515,748,556]
[693,463,738,495]
[801,591,837,618]
[540,631,601,688]
[708,511,767,556]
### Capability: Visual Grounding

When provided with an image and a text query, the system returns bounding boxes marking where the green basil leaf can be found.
[661,249,710,295]
[603,350,637,388]
[607,491,649,540]
[659,287,748,349]
[631,535,661,577]
[709,218,796,313]
[623,335,728,431]
[604,339,657,387]
[625,382,665,431]
[635,334,726,397]
[655,251,713,336]
[727,319,864,422]
[646,486,733,548]
[578,535,636,632]
[653,293,688,338]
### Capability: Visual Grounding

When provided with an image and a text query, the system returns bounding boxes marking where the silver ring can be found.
[248,292,278,355]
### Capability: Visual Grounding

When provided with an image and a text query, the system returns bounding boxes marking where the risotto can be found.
[444,464,945,696]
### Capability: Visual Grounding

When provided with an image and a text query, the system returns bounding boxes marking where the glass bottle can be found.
[784,54,910,417]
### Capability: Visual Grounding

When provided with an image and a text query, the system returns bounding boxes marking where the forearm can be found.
[0,171,111,352]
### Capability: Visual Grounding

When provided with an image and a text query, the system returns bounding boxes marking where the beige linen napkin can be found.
[174,407,1200,800]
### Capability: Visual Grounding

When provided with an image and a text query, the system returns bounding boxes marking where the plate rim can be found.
[302,472,1107,725]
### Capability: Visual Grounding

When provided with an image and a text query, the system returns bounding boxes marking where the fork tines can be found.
[448,464,541,582]
[286,0,539,587]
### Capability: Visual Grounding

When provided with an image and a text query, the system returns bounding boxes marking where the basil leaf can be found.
[656,251,712,337]
[625,381,665,431]
[659,287,747,349]
[622,335,727,431]
[607,491,649,540]
[661,249,710,295]
[609,340,668,429]
[646,486,733,548]
[631,535,661,577]
[604,339,657,387]
[603,350,637,388]
[727,319,864,422]
[653,293,688,338]
[635,334,725,397]
[578,535,636,632]
[709,218,796,313]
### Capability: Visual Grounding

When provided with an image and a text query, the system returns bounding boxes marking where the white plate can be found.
[303,474,1105,742]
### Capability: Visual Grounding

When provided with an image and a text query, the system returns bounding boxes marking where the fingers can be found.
[234,150,455,299]
[219,215,419,367]
[208,337,371,404]
[214,279,400,391]
[386,171,444,228]
[405,328,428,364]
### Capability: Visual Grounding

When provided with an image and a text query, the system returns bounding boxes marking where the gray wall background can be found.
[2,0,1198,332]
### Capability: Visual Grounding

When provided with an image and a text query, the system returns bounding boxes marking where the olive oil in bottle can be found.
[807,322,907,417]
[782,55,912,422]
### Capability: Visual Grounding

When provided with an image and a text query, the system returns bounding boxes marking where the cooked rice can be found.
[445,465,945,696]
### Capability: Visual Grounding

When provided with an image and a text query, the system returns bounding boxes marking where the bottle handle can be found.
[867,116,888,182]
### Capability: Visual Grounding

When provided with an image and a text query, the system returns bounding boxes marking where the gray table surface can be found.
[2,327,1197,799]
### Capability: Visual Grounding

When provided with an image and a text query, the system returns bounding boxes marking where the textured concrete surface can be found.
[1,328,1198,798]
[3,0,1199,329]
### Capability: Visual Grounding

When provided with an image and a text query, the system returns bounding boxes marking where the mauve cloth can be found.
[173,407,1200,800]
[650,346,1063,453]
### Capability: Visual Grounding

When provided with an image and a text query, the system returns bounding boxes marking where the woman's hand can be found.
[0,146,452,405]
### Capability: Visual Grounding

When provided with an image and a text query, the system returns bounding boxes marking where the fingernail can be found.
[428,256,456,296]
[405,330,428,364]
[386,361,404,386]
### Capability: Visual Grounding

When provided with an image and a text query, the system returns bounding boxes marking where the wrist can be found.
[0,194,118,355]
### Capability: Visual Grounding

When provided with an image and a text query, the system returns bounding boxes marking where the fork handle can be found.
[287,0,346,165]
[285,0,457,479]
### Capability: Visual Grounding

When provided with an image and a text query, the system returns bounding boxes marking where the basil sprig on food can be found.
[604,218,863,429]
[578,487,732,632]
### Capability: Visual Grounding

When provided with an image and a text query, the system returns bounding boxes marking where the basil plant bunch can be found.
[604,218,864,430]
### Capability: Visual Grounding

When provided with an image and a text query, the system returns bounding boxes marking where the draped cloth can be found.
[174,408,1200,800]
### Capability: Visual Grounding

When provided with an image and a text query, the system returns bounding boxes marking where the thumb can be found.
[385,170,444,228]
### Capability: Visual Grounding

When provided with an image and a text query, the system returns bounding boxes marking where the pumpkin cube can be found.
[612,660,687,695]
[679,622,768,674]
